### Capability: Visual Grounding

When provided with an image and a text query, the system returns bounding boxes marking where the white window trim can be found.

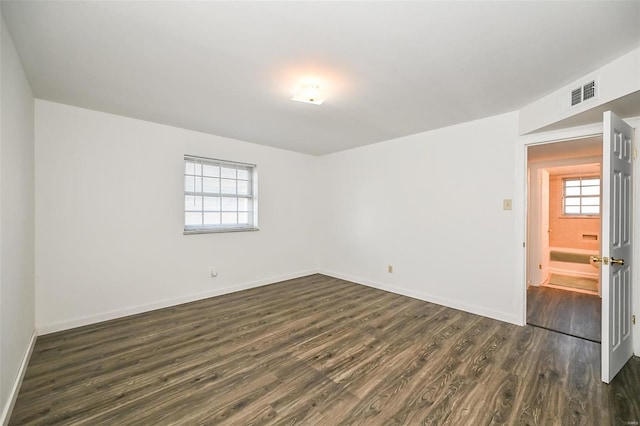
[184,155,259,234]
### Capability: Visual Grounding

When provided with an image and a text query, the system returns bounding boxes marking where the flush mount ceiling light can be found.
[291,84,325,105]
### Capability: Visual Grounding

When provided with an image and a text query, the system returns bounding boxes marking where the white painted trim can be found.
[519,122,603,145]
[515,124,609,327]
[320,269,523,326]
[633,123,640,356]
[1,330,37,426]
[514,128,529,326]
[37,270,318,335]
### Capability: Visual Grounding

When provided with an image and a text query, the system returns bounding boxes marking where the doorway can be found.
[526,136,603,342]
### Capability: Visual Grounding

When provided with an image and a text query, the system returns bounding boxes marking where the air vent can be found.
[583,80,596,100]
[571,87,582,106]
[569,79,597,107]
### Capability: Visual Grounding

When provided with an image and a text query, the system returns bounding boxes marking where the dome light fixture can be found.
[292,84,325,105]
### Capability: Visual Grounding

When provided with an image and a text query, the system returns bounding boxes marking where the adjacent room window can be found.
[563,176,600,216]
[184,155,257,233]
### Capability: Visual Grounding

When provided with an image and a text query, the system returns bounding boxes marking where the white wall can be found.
[0,14,36,423]
[317,112,522,324]
[519,48,640,135]
[35,100,319,333]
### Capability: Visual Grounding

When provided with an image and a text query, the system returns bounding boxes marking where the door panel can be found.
[601,111,634,383]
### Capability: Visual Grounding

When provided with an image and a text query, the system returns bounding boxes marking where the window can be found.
[184,155,257,233]
[563,177,600,216]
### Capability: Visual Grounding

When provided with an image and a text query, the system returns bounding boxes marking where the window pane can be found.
[221,167,236,179]
[203,197,220,211]
[203,164,220,177]
[565,180,580,187]
[203,177,220,193]
[194,163,202,175]
[565,198,580,206]
[237,180,249,195]
[222,197,237,211]
[185,212,202,226]
[238,198,249,211]
[582,179,599,186]
[582,197,599,206]
[565,187,580,196]
[238,212,250,224]
[185,176,202,193]
[221,179,236,194]
[582,186,600,196]
[565,206,580,214]
[204,212,220,226]
[185,162,195,175]
[185,195,202,211]
[237,169,249,180]
[222,212,237,225]
[583,206,599,214]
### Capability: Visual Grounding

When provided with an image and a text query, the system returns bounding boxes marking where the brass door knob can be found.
[591,256,603,263]
[611,257,625,266]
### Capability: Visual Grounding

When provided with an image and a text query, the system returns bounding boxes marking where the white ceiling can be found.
[547,163,600,177]
[2,1,639,155]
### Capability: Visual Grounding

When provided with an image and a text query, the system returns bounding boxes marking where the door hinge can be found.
[633,148,637,160]
[633,315,636,325]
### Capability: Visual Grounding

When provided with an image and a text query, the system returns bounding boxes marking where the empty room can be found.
[2,1,640,425]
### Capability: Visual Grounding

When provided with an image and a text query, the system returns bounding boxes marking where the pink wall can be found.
[549,175,600,250]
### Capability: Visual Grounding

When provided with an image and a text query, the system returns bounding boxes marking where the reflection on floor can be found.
[527,285,601,343]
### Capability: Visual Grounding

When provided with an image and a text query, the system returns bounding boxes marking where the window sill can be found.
[558,215,600,219]
[184,227,259,235]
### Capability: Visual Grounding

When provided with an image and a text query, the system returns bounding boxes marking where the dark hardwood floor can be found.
[10,274,640,425]
[527,285,601,343]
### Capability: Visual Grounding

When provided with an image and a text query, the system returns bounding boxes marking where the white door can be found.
[540,169,550,283]
[601,111,634,383]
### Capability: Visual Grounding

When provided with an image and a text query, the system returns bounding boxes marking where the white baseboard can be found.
[1,329,37,426]
[319,270,523,326]
[37,268,524,335]
[37,270,318,335]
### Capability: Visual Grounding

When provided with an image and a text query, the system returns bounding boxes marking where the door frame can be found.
[515,118,640,355]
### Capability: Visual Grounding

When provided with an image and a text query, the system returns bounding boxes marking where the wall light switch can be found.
[503,199,512,210]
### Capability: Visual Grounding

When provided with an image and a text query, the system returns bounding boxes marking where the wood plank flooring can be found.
[527,285,601,342]
[10,274,640,425]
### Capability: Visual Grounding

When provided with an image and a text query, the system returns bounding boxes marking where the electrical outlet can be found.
[388,265,393,273]
[210,267,218,278]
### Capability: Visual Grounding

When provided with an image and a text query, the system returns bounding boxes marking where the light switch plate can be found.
[503,199,512,210]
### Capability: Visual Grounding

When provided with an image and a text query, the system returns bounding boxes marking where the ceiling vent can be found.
[571,87,582,106]
[582,80,596,101]
[570,80,597,107]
